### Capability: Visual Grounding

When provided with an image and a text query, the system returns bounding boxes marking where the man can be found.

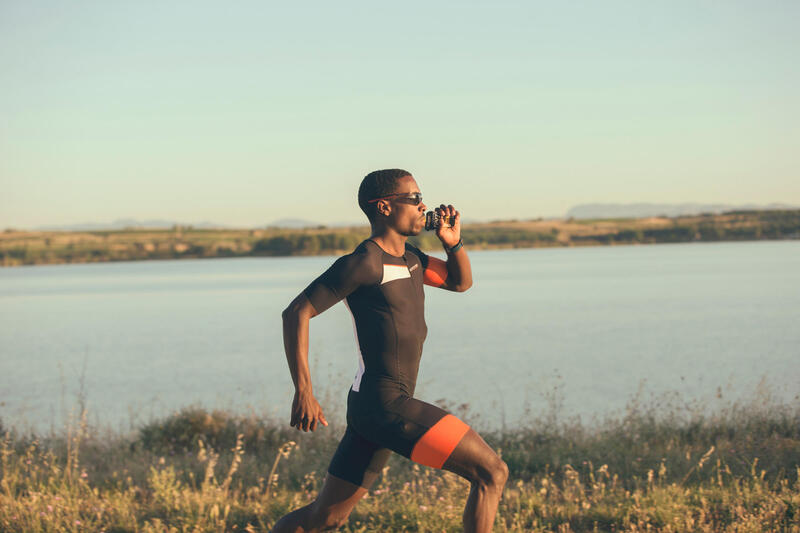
[272,169,508,533]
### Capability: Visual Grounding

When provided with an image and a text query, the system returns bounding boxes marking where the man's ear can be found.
[376,199,392,218]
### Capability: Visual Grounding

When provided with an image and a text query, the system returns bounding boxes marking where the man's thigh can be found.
[304,426,390,526]
[310,472,369,516]
[327,425,392,489]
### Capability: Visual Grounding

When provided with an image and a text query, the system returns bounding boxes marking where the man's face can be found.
[383,175,427,236]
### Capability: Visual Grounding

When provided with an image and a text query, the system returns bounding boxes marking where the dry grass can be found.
[1,390,798,532]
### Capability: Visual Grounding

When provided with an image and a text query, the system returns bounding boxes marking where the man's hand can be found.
[435,204,461,249]
[290,389,329,432]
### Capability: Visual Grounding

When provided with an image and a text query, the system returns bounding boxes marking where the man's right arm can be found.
[281,293,328,432]
[281,247,379,431]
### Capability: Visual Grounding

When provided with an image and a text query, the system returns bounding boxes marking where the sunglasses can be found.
[367,192,423,206]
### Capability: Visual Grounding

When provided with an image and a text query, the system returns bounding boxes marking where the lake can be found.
[1,241,798,433]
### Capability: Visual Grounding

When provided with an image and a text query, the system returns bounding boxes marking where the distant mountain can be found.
[265,218,366,229]
[565,203,798,220]
[328,220,368,228]
[266,218,322,229]
[22,217,367,232]
[33,218,232,231]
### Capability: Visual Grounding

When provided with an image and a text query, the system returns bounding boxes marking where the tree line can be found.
[2,210,799,266]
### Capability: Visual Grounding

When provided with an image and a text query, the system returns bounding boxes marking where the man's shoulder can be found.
[330,240,382,279]
[350,239,382,261]
[404,241,423,253]
[404,241,429,263]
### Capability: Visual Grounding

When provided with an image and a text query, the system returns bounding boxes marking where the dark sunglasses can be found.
[367,192,423,206]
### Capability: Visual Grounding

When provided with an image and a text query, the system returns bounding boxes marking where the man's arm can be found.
[436,204,472,292]
[280,248,378,431]
[281,293,328,432]
[442,242,472,292]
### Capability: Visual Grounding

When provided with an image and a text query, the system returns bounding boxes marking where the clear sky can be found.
[1,1,798,228]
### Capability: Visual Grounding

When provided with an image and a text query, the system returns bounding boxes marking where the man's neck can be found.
[369,227,407,257]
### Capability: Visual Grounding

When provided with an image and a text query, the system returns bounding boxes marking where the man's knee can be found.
[478,455,509,490]
[487,456,509,486]
[493,458,509,487]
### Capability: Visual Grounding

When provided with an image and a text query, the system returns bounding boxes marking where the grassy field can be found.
[1,390,798,532]
[2,209,799,266]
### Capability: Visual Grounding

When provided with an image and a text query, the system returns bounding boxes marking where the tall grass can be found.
[1,391,798,532]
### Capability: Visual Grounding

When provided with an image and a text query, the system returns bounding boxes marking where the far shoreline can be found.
[2,209,799,267]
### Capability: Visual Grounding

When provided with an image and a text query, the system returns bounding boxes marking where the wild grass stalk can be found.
[0,393,798,532]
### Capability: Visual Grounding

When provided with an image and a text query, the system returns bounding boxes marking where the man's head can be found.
[358,169,427,235]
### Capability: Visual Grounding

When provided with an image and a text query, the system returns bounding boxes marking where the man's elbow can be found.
[452,279,473,292]
[281,299,301,322]
[282,294,316,321]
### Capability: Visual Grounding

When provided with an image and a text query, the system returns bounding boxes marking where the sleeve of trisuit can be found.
[407,243,449,288]
[302,246,381,314]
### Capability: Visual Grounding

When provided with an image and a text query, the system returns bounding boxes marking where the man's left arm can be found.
[431,204,472,292]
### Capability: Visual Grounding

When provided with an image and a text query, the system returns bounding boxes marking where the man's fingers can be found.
[290,397,326,431]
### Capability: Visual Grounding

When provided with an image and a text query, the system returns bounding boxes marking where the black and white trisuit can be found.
[303,238,469,487]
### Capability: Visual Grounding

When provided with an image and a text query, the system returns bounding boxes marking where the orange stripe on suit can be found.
[410,414,470,468]
[423,257,448,287]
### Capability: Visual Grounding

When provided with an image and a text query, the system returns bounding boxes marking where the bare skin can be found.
[271,175,506,532]
[269,474,368,532]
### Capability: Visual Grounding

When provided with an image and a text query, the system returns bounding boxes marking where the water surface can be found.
[1,241,798,432]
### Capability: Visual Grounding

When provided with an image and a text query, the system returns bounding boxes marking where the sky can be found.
[1,1,798,229]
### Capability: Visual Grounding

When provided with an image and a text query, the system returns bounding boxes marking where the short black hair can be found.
[358,169,411,222]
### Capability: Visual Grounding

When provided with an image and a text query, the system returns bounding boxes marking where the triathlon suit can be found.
[302,239,471,487]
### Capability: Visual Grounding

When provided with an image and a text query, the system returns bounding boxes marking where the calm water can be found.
[1,241,798,433]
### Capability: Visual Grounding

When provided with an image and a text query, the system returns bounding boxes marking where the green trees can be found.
[253,230,368,256]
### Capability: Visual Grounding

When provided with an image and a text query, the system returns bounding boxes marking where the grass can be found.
[1,391,798,532]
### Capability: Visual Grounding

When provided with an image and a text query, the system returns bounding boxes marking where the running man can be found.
[271,169,508,533]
